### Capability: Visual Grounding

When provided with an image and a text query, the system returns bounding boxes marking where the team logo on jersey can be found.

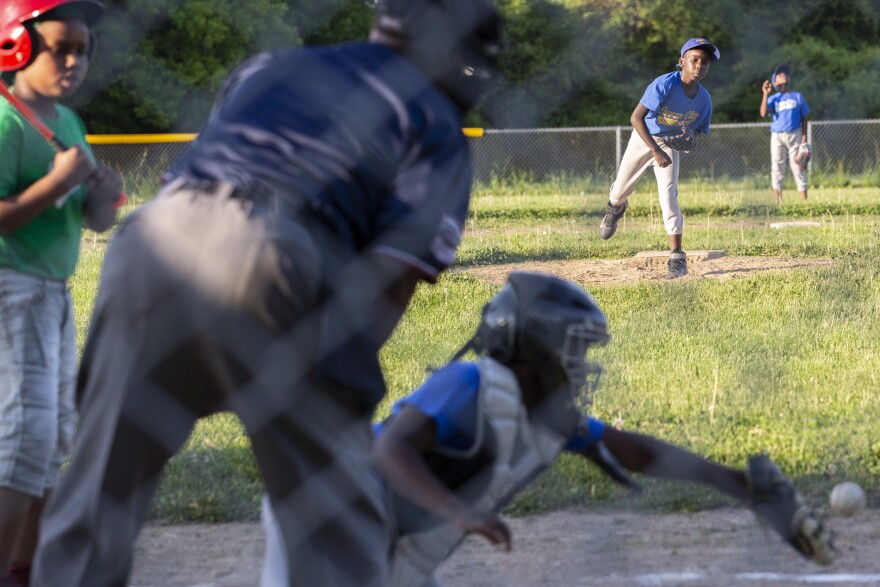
[658,107,699,128]
[775,98,798,112]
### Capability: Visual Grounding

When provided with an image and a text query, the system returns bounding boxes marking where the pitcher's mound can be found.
[634,249,726,264]
[457,251,833,286]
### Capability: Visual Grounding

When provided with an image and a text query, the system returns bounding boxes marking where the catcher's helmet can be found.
[0,0,103,73]
[373,0,503,113]
[455,272,610,433]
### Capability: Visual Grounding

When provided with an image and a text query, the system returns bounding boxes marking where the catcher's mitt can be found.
[746,454,833,564]
[662,123,698,153]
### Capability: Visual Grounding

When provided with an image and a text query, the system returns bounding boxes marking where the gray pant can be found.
[33,184,390,587]
[771,130,808,191]
[609,131,683,235]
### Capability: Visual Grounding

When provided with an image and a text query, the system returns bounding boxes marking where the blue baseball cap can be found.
[771,64,791,86]
[680,38,720,61]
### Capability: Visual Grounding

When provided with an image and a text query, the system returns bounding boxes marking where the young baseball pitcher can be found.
[32,1,503,586]
[599,38,718,279]
[760,64,811,203]
[0,1,121,584]
[262,272,833,587]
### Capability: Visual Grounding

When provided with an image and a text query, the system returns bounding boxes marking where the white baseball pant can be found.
[609,130,683,236]
[771,130,808,192]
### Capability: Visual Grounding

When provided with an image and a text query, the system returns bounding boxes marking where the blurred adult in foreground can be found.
[33,1,503,585]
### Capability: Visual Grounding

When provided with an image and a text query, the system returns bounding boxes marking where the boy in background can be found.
[0,0,122,584]
[599,38,718,279]
[760,64,811,203]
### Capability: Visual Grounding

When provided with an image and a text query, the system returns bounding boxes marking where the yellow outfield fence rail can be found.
[86,133,198,144]
[86,120,880,193]
[87,129,481,144]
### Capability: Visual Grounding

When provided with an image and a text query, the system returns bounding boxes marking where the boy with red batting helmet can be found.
[33,1,502,586]
[599,38,718,279]
[263,272,832,586]
[0,1,121,584]
[760,64,811,203]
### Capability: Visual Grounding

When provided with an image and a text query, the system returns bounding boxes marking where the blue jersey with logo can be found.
[766,91,810,133]
[375,362,606,452]
[640,71,713,138]
[168,42,472,281]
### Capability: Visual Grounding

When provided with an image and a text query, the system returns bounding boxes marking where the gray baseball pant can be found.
[771,130,808,191]
[32,183,390,587]
[609,130,683,235]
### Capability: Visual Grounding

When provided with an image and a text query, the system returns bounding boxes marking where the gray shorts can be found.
[0,269,76,497]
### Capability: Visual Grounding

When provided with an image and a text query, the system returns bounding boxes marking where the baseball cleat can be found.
[666,250,687,279]
[599,200,628,240]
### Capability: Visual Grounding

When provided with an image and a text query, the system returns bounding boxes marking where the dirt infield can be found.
[456,251,835,286]
[130,507,880,586]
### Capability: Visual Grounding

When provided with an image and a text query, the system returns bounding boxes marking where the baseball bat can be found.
[0,78,127,208]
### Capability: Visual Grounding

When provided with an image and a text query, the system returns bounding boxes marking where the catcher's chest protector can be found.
[390,358,567,586]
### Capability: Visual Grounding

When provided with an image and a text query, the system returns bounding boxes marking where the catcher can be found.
[261,272,832,586]
[599,38,718,279]
[760,64,812,203]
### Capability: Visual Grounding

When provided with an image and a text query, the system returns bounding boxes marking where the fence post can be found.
[806,119,813,174]
[615,126,622,171]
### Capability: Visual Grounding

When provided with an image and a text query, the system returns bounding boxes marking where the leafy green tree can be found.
[71,0,298,132]
[67,0,880,132]
[284,0,373,45]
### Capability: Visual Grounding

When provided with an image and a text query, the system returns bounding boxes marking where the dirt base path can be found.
[130,507,879,587]
[456,251,834,286]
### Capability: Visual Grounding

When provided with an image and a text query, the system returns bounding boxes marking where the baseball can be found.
[829,482,866,517]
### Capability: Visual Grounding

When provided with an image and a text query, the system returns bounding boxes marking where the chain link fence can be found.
[468,120,880,184]
[89,119,880,194]
[87,135,193,197]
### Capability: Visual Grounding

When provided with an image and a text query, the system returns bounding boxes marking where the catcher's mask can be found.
[452,272,610,435]
[373,0,503,114]
[0,0,103,75]
[771,64,791,91]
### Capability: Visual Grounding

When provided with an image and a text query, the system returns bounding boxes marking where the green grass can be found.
[68,181,880,521]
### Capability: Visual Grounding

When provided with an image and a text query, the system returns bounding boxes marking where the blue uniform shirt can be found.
[376,362,606,452]
[169,42,472,282]
[640,71,713,138]
[766,91,810,133]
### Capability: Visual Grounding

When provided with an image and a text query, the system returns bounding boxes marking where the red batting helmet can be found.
[0,0,104,72]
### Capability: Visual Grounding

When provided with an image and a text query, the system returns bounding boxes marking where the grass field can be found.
[70,180,880,522]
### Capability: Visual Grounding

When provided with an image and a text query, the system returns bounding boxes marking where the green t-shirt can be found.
[0,98,94,280]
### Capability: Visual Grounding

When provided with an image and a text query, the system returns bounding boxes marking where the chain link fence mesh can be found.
[467,120,880,185]
[67,121,879,583]
[90,120,880,193]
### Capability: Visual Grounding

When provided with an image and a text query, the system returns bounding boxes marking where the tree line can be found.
[72,0,880,133]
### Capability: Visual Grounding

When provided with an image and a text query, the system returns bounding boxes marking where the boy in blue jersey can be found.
[33,2,503,586]
[760,64,811,203]
[599,38,718,279]
[261,273,832,587]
